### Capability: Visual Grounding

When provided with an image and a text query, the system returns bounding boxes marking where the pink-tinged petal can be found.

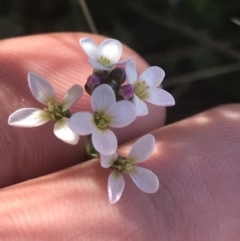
[139,66,165,87]
[92,129,117,155]
[100,153,118,168]
[79,37,98,60]
[126,61,138,84]
[97,38,122,64]
[129,166,159,193]
[61,85,83,111]
[128,134,155,163]
[88,58,111,70]
[69,112,95,135]
[133,94,148,116]
[91,84,116,112]
[106,101,136,128]
[146,88,175,106]
[108,170,125,204]
[28,72,56,105]
[8,108,50,127]
[53,117,79,145]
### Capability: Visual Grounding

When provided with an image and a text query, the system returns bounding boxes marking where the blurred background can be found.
[1,0,240,123]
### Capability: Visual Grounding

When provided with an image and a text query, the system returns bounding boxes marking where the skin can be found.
[0,33,240,241]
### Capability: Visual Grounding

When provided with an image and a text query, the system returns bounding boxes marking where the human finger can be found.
[0,104,239,240]
[0,33,167,187]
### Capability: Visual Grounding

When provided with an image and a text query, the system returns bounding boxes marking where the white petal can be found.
[146,88,175,106]
[129,166,159,193]
[139,66,165,87]
[133,94,148,116]
[53,117,79,145]
[92,129,117,155]
[108,57,132,67]
[69,112,95,135]
[97,38,122,64]
[106,101,136,128]
[91,84,116,112]
[61,85,83,111]
[88,58,111,70]
[8,108,50,127]
[79,37,98,60]
[28,72,56,105]
[108,171,125,204]
[128,134,155,163]
[126,60,138,85]
[100,153,118,168]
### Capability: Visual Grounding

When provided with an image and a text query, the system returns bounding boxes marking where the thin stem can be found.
[86,135,100,159]
[129,2,240,61]
[164,62,240,87]
[231,17,240,26]
[78,0,98,34]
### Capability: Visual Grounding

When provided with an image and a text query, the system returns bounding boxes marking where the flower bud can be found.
[109,67,126,85]
[119,84,134,100]
[85,75,100,95]
[107,79,118,94]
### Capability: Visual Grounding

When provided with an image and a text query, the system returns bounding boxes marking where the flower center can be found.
[97,56,111,66]
[134,81,149,100]
[44,101,69,122]
[112,157,133,173]
[94,112,110,129]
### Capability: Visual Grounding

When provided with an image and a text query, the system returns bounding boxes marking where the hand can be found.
[0,33,240,241]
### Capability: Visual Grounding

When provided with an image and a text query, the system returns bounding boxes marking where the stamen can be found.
[55,113,62,117]
[48,104,54,112]
[134,81,149,100]
[94,112,110,129]
[50,114,56,122]
[125,164,133,171]
[43,101,68,122]
[55,104,62,112]
[98,56,111,66]
[112,158,133,173]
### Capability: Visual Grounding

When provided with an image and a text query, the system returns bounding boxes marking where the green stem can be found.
[86,134,100,159]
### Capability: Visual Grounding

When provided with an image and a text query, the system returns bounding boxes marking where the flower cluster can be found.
[8,37,175,203]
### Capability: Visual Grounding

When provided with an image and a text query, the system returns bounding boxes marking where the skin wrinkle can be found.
[115,104,240,241]
[158,177,186,241]
[144,195,163,239]
[221,216,240,240]
[121,195,158,240]
[197,159,222,240]
[152,104,239,240]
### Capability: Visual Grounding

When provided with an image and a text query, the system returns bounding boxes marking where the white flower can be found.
[126,61,175,116]
[69,84,136,155]
[80,37,130,71]
[100,134,159,203]
[8,72,83,145]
